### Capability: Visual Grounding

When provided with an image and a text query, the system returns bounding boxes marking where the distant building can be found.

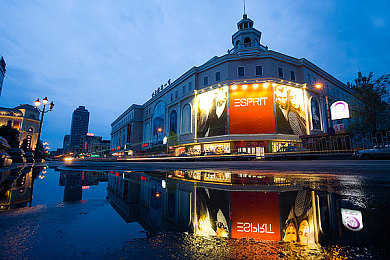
[0,104,40,149]
[63,134,70,153]
[0,56,6,97]
[80,133,110,155]
[69,106,89,153]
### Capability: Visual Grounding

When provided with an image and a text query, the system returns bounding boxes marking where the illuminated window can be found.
[278,67,284,78]
[215,71,221,82]
[290,71,296,81]
[204,76,208,86]
[255,65,263,76]
[238,66,245,77]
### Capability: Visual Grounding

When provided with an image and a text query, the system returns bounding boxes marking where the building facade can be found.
[0,104,40,149]
[69,106,89,153]
[111,14,356,155]
[80,133,110,156]
[0,56,6,97]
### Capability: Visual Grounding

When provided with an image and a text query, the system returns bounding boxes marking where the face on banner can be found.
[274,85,307,135]
[230,192,281,240]
[311,98,321,130]
[229,83,275,134]
[196,86,228,138]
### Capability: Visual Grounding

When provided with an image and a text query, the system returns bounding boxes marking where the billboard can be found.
[197,86,228,137]
[311,97,321,130]
[330,101,350,120]
[274,85,307,135]
[229,83,275,134]
[230,192,281,240]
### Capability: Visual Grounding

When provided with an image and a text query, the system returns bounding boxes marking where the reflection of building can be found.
[59,170,107,202]
[111,14,356,154]
[0,104,40,149]
[0,56,5,96]
[69,106,89,153]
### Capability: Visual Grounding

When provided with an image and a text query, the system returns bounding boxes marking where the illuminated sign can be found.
[229,84,275,134]
[142,143,149,148]
[231,192,280,240]
[341,208,363,231]
[86,133,94,136]
[116,146,120,150]
[163,136,168,144]
[82,186,90,189]
[330,101,350,120]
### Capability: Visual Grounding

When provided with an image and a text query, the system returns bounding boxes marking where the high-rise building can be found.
[0,56,6,97]
[63,134,70,153]
[69,106,89,153]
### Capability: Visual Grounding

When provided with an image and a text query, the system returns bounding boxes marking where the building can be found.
[62,134,70,153]
[80,133,110,156]
[0,104,40,149]
[111,14,356,155]
[69,106,89,153]
[0,56,6,97]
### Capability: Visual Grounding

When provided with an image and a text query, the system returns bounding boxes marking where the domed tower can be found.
[231,14,267,52]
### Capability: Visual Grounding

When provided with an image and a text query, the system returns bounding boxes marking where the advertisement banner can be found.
[330,101,350,120]
[197,86,228,137]
[229,84,275,134]
[274,85,307,135]
[230,191,280,240]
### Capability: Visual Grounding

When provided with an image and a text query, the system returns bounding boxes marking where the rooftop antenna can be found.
[243,0,246,15]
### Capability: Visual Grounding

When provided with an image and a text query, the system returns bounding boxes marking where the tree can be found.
[349,73,390,134]
[0,125,20,148]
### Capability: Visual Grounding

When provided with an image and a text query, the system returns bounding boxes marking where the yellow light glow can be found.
[230,85,237,90]
[263,83,270,88]
[242,85,248,90]
[253,84,259,89]
[34,99,41,107]
[272,83,277,87]
[315,83,323,89]
[64,157,74,161]
[42,97,49,105]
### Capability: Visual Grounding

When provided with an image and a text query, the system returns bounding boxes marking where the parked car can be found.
[6,148,27,163]
[24,151,35,163]
[353,145,390,159]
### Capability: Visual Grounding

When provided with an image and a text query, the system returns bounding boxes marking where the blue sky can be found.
[0,0,389,149]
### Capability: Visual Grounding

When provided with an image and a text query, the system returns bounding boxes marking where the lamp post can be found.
[34,97,54,161]
[157,127,169,154]
[315,83,332,129]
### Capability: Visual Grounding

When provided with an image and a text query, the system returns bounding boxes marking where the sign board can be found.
[331,101,350,120]
[334,123,345,132]
[163,136,168,144]
[341,208,363,231]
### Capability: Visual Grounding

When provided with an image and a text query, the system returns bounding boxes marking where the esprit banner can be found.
[229,83,275,134]
[231,191,281,240]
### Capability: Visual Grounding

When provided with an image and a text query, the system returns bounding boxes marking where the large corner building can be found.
[111,14,355,155]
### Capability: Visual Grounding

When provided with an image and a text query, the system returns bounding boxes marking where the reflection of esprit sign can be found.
[236,222,275,234]
[331,101,350,120]
[233,97,268,107]
[341,208,363,231]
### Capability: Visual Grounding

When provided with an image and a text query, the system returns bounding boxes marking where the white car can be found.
[354,145,390,159]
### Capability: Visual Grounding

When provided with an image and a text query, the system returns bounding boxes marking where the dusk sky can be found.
[1,0,389,149]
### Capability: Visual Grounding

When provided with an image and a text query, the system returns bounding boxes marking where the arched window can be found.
[152,101,166,144]
[170,110,177,133]
[244,37,251,47]
[236,40,241,48]
[182,104,191,134]
[254,38,259,46]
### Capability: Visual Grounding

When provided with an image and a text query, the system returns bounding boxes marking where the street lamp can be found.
[34,97,54,161]
[314,83,332,131]
[157,127,169,154]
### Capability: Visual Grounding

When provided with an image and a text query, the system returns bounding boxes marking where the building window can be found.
[215,71,221,82]
[175,91,178,99]
[244,37,251,47]
[204,76,208,86]
[189,81,192,90]
[278,67,284,78]
[170,94,173,101]
[182,104,191,134]
[255,65,263,76]
[238,66,245,77]
[290,71,296,81]
[183,85,186,94]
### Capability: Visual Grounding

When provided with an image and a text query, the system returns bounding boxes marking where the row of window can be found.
[202,66,296,86]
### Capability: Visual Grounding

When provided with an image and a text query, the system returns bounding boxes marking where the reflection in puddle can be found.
[1,167,387,258]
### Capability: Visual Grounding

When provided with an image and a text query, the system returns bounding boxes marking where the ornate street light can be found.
[157,127,169,154]
[34,97,54,161]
